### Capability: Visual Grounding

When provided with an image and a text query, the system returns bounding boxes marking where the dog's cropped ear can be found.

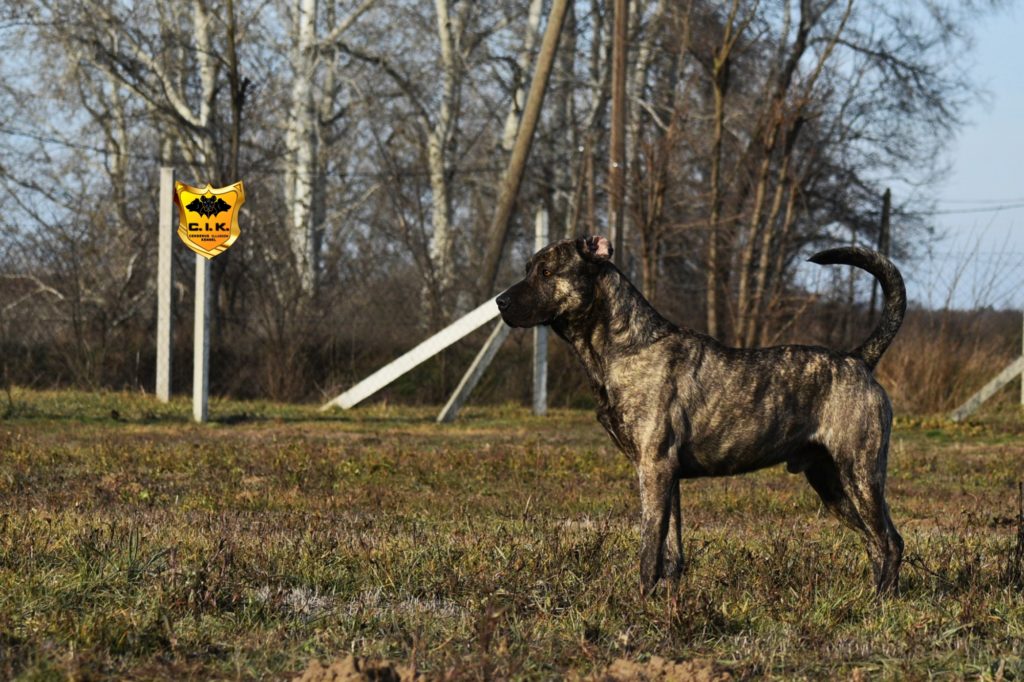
[576,235,613,263]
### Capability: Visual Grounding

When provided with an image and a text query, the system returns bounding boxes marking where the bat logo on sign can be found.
[185,195,232,218]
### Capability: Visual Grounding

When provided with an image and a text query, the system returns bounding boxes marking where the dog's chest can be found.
[594,356,675,460]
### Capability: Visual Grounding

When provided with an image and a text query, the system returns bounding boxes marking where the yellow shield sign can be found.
[174,181,245,259]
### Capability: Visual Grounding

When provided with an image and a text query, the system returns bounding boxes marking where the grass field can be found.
[2,388,1024,680]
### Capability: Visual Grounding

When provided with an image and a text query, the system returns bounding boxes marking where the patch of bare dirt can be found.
[292,655,421,682]
[578,656,732,682]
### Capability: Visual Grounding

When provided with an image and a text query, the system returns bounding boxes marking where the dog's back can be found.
[605,331,882,477]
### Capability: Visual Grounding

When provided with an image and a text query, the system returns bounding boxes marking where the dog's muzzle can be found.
[496,285,531,327]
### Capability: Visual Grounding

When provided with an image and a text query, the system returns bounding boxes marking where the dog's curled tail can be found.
[809,246,906,370]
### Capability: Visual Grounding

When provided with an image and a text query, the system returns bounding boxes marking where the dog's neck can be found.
[552,264,675,388]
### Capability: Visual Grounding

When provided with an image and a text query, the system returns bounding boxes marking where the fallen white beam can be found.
[321,297,501,410]
[950,355,1024,422]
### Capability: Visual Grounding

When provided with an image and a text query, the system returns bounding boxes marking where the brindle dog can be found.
[497,236,906,596]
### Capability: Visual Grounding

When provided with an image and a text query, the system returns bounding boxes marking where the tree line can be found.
[0,0,990,403]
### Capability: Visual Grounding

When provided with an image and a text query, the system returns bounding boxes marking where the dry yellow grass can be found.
[1,388,1023,679]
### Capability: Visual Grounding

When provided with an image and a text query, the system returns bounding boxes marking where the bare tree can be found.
[283,0,378,296]
[0,0,992,401]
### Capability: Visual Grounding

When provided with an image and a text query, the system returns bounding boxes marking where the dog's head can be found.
[496,235,613,327]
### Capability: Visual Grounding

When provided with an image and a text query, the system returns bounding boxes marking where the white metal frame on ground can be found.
[319,298,502,411]
[949,312,1024,421]
[321,209,552,419]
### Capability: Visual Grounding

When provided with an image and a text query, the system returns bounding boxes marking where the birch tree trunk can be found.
[634,0,691,301]
[502,0,544,152]
[626,0,664,289]
[194,0,216,170]
[282,0,378,297]
[425,0,461,305]
[326,0,465,319]
[284,0,319,295]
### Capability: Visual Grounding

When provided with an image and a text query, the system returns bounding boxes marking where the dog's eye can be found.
[542,269,553,277]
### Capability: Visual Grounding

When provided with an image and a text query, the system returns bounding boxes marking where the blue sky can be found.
[902,3,1024,309]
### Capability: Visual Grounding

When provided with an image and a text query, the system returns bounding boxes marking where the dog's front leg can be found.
[637,458,677,596]
[663,481,684,585]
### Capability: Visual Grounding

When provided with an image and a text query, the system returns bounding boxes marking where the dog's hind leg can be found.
[804,453,866,534]
[843,441,904,595]
[662,479,684,586]
[804,445,903,595]
[852,492,903,594]
[637,459,677,596]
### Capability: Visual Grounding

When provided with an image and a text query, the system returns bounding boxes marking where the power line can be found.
[935,197,1024,205]
[921,202,1024,216]
[926,248,1024,254]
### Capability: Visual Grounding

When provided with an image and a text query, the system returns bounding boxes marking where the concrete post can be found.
[193,255,210,422]
[156,167,174,402]
[532,208,549,416]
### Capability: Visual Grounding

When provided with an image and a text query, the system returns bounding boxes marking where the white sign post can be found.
[193,255,210,422]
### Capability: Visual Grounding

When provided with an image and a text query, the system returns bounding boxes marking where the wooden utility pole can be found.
[155,167,174,402]
[478,0,571,296]
[609,0,628,259]
[869,188,891,319]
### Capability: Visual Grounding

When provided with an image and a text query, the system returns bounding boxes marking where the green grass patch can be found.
[1,388,1024,678]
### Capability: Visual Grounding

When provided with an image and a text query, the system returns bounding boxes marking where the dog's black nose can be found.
[496,294,510,311]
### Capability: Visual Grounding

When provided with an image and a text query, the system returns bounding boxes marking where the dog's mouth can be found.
[500,309,550,328]
[499,303,554,328]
